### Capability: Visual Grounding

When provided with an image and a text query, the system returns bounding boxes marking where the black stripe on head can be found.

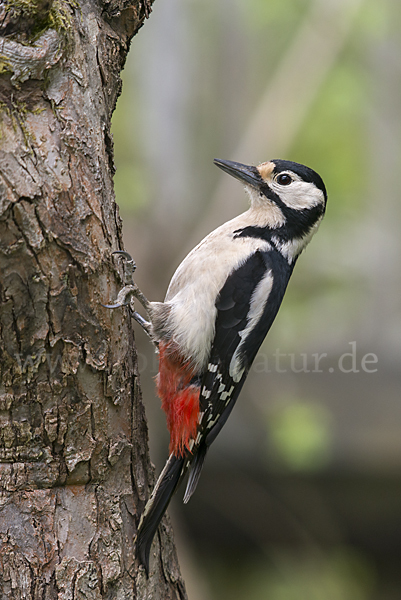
[271,159,327,201]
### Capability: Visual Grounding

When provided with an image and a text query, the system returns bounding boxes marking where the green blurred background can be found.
[112,0,401,597]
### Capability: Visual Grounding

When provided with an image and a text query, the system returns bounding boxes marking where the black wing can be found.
[184,248,293,501]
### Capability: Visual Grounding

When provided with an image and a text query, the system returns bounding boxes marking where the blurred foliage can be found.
[111,71,147,211]
[242,0,311,32]
[267,400,333,471]
[291,61,369,219]
[206,548,375,600]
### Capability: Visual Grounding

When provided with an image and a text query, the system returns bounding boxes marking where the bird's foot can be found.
[104,251,154,341]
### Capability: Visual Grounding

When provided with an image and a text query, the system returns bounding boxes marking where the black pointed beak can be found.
[213,159,262,188]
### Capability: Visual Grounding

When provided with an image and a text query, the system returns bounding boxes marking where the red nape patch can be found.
[156,342,200,457]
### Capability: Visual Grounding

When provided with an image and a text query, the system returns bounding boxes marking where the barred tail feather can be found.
[136,454,185,574]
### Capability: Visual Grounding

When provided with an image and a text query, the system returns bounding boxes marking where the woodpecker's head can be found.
[214,158,327,253]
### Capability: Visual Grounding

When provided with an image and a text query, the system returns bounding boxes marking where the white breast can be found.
[163,210,271,371]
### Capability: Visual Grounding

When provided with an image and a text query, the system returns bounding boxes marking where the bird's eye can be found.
[276,173,293,186]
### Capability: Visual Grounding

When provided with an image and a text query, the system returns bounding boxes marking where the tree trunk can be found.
[0,1,187,597]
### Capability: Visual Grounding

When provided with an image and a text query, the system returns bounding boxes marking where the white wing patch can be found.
[229,268,274,382]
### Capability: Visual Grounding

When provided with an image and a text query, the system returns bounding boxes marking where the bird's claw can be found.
[103,251,138,309]
[112,251,136,286]
[102,285,137,309]
[103,252,154,346]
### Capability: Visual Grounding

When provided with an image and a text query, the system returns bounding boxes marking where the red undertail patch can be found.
[156,342,200,457]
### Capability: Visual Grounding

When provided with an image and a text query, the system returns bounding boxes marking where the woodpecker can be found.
[107,158,327,574]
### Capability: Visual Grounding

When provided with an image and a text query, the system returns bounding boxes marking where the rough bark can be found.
[0,1,187,598]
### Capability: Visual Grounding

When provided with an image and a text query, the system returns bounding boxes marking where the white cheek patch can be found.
[229,269,274,382]
[271,180,325,210]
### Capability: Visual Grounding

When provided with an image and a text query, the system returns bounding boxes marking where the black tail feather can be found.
[183,442,208,504]
[136,454,185,575]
